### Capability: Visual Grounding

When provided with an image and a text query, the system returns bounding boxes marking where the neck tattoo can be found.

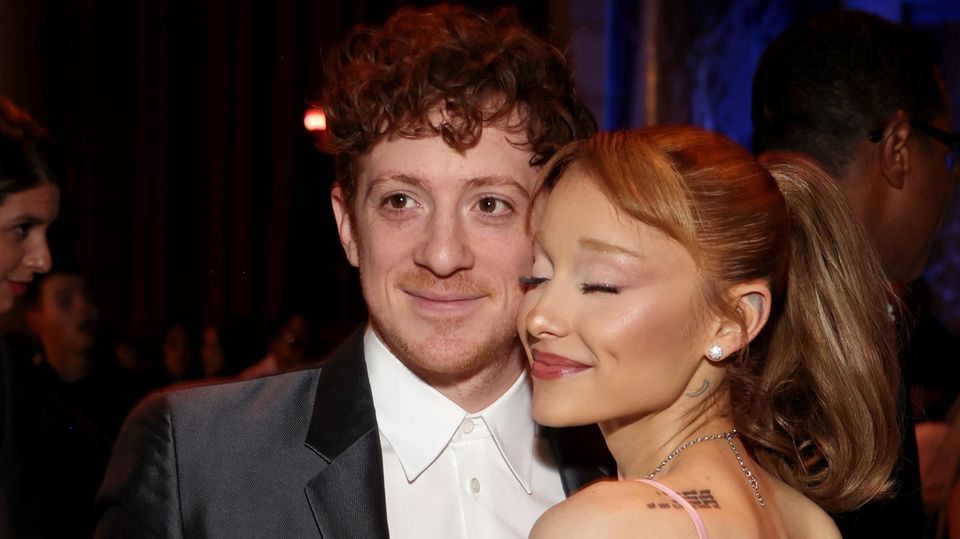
[685,379,710,397]
[644,429,765,507]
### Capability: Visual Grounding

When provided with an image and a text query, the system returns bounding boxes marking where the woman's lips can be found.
[5,280,28,296]
[531,351,590,380]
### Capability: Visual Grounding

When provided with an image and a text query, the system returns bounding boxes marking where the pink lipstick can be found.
[531,351,590,380]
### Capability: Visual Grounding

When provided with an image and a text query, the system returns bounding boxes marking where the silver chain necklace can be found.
[644,429,765,507]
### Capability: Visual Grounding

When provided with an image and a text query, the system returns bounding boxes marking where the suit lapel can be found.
[303,328,390,538]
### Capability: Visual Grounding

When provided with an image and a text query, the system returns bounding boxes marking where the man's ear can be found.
[331,183,360,268]
[879,110,912,190]
[707,281,772,360]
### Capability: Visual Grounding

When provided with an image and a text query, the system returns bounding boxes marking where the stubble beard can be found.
[365,269,525,393]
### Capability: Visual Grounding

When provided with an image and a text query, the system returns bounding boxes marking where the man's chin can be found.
[375,320,518,372]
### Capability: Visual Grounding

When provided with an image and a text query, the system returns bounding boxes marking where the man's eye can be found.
[384,193,415,209]
[477,197,511,214]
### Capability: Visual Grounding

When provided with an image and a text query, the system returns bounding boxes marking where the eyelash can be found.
[12,223,33,239]
[380,193,417,210]
[580,283,620,295]
[518,276,621,295]
[476,196,514,215]
[519,275,547,287]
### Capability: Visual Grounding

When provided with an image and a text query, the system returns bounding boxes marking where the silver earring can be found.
[707,345,723,361]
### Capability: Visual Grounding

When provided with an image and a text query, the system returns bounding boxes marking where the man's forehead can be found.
[357,129,538,193]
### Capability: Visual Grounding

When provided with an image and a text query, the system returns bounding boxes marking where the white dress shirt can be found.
[364,328,566,538]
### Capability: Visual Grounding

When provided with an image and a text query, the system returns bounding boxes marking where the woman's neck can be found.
[601,398,733,480]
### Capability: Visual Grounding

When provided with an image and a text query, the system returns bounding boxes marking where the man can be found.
[24,271,100,386]
[96,6,609,538]
[20,270,149,437]
[752,10,957,537]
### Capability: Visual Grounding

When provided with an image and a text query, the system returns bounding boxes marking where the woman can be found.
[0,96,86,537]
[519,127,900,538]
[0,98,59,310]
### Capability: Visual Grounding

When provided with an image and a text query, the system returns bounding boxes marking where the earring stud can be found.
[707,345,723,361]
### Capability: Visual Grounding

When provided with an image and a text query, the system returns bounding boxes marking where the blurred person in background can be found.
[753,10,957,537]
[159,321,201,384]
[196,320,265,379]
[199,324,225,378]
[18,270,140,438]
[920,396,960,538]
[24,271,99,383]
[238,313,313,379]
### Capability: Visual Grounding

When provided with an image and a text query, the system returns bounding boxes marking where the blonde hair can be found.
[538,127,900,513]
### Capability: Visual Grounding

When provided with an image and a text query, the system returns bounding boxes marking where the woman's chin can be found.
[532,400,589,428]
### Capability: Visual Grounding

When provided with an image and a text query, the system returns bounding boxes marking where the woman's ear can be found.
[705,281,772,360]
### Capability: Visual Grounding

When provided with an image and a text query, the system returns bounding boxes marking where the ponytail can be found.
[747,152,900,513]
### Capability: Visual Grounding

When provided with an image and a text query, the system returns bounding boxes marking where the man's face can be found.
[31,274,99,354]
[332,124,538,386]
[893,106,957,282]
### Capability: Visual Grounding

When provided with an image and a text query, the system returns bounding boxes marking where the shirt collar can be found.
[364,326,537,493]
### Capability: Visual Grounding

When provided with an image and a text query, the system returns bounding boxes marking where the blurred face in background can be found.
[269,315,311,369]
[28,273,100,356]
[0,182,59,313]
[200,326,224,377]
[163,324,193,379]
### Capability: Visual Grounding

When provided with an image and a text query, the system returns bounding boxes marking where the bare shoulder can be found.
[530,479,704,539]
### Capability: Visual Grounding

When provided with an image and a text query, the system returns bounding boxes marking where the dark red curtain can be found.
[0,1,550,355]
[48,1,363,349]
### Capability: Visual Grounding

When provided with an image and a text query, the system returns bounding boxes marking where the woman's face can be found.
[518,171,712,428]
[0,182,59,313]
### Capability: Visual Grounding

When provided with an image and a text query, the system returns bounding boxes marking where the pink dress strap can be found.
[636,478,708,538]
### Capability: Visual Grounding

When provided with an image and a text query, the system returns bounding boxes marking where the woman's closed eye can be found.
[580,283,620,294]
[519,275,548,289]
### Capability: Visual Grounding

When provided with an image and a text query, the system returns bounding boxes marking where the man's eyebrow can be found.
[364,174,532,199]
[364,174,426,200]
[463,176,532,199]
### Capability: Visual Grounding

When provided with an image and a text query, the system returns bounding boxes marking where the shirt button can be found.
[461,419,475,435]
[470,477,481,494]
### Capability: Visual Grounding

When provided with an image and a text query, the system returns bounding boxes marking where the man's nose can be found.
[413,210,475,277]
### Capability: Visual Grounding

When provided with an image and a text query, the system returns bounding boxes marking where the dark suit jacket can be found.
[1,335,113,538]
[96,329,613,538]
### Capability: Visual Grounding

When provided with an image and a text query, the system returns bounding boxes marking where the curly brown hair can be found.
[322,4,596,207]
